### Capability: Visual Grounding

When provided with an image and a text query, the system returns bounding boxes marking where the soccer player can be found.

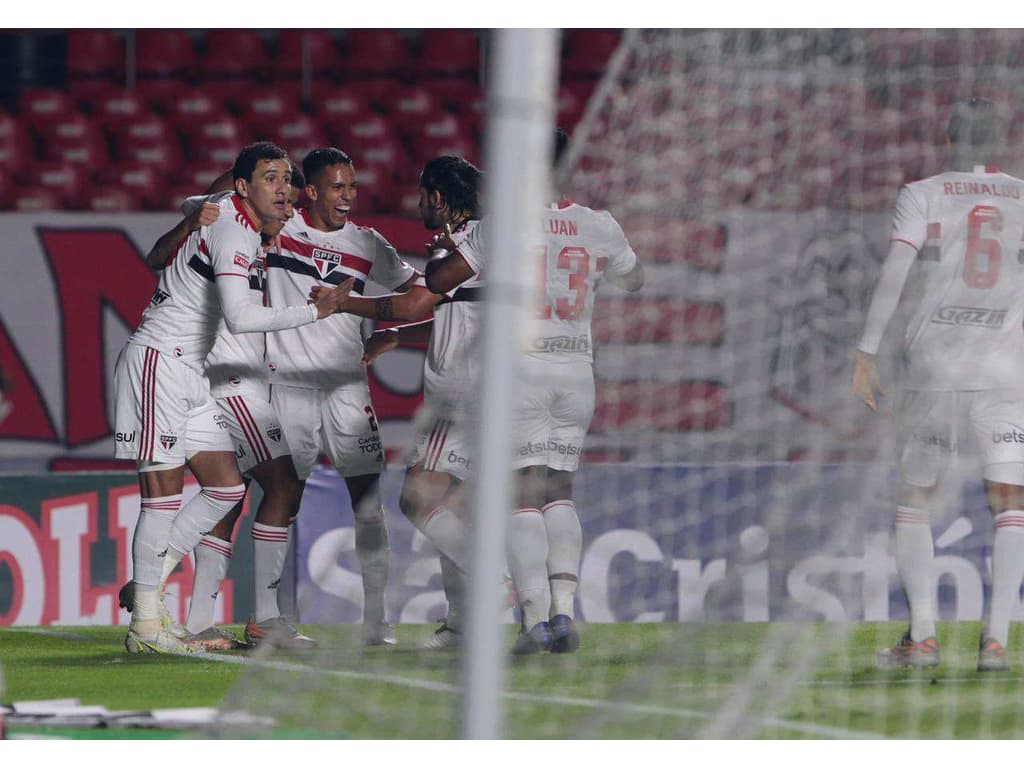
[499,128,644,654]
[113,142,349,654]
[134,166,318,650]
[853,98,1024,672]
[265,148,416,646]
[359,155,484,649]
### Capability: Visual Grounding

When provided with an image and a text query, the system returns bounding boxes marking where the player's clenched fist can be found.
[852,349,884,412]
[310,277,356,319]
[187,201,221,231]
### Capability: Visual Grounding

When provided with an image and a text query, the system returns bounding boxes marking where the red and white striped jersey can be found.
[266,210,414,389]
[891,166,1024,390]
[129,194,316,374]
[527,201,638,364]
[205,250,269,397]
[423,218,485,400]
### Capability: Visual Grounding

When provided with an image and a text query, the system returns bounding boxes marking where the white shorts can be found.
[406,407,475,480]
[216,388,292,475]
[271,383,384,480]
[113,343,233,463]
[897,388,1024,487]
[511,358,593,473]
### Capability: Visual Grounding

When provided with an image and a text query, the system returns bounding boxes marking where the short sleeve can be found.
[205,213,257,280]
[890,184,928,251]
[366,229,416,290]
[600,212,639,277]
[456,220,486,274]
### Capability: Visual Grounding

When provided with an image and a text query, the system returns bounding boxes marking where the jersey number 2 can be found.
[537,246,591,320]
[963,204,1003,289]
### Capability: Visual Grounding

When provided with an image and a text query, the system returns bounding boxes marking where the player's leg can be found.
[973,390,1024,671]
[321,385,395,644]
[113,343,195,653]
[544,469,582,653]
[508,464,552,654]
[878,389,944,669]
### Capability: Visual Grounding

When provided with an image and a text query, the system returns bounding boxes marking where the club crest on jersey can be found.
[312,248,342,279]
[267,425,282,442]
[160,431,178,450]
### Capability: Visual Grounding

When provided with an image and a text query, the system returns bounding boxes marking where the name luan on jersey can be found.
[528,201,639,364]
[894,166,1024,390]
[266,209,414,389]
[129,195,264,373]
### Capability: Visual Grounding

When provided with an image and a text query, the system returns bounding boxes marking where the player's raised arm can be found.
[145,200,221,270]
[311,274,441,322]
[361,319,434,365]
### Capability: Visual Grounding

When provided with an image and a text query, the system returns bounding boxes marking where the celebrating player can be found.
[264,148,415,646]
[113,142,349,654]
[853,98,1024,672]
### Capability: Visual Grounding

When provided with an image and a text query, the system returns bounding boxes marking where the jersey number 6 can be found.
[963,204,1003,289]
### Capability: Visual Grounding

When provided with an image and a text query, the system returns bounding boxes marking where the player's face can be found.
[262,185,300,238]
[418,187,444,230]
[239,158,292,228]
[308,164,357,230]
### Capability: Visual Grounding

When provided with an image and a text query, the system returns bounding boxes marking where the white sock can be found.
[131,495,181,588]
[895,505,936,641]
[355,506,390,626]
[420,506,468,573]
[543,500,582,619]
[507,508,550,630]
[440,554,465,631]
[252,522,289,623]
[185,535,232,634]
[986,510,1024,646]
[166,485,246,567]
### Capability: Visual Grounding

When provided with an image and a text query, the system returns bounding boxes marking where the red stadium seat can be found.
[0,168,10,209]
[180,114,248,149]
[357,136,409,181]
[238,92,302,133]
[17,88,77,131]
[592,299,725,346]
[276,30,341,77]
[618,215,727,269]
[410,132,477,165]
[385,85,439,135]
[116,136,184,175]
[418,29,480,77]
[109,162,166,209]
[12,185,62,212]
[134,77,193,112]
[109,114,174,146]
[83,184,144,212]
[264,112,325,147]
[349,164,398,213]
[343,30,411,78]
[35,110,102,146]
[333,113,396,150]
[562,30,621,78]
[312,91,372,133]
[592,381,731,433]
[44,134,111,168]
[198,76,264,110]
[136,30,197,78]
[424,77,481,113]
[342,78,405,111]
[0,114,31,175]
[34,161,88,208]
[191,135,246,168]
[205,29,268,63]
[67,30,123,79]
[174,164,229,191]
[85,88,146,132]
[164,88,222,132]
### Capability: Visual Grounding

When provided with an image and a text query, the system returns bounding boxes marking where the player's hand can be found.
[429,222,457,255]
[311,278,355,319]
[262,234,281,253]
[361,329,399,366]
[852,350,884,412]
[187,201,221,231]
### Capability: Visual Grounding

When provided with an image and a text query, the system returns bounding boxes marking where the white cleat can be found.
[423,622,460,650]
[362,620,398,647]
[125,627,200,655]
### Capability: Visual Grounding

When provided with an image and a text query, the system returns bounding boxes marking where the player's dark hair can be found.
[552,127,570,167]
[947,98,1002,151]
[289,163,305,190]
[302,147,353,185]
[419,155,482,217]
[232,141,289,183]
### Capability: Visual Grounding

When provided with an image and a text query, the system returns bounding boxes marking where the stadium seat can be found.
[333,113,396,151]
[35,110,101,146]
[17,88,77,131]
[410,132,477,165]
[134,77,193,112]
[109,113,174,146]
[312,91,372,134]
[618,215,727,269]
[418,29,480,77]
[342,77,406,111]
[276,30,341,77]
[174,164,228,191]
[562,30,621,78]
[386,85,439,136]
[263,112,325,147]
[592,299,725,346]
[342,29,412,78]
[135,29,197,79]
[0,116,31,175]
[34,161,88,209]
[357,136,409,181]
[237,91,301,134]
[591,381,731,433]
[83,184,144,212]
[66,29,123,79]
[180,114,249,150]
[204,29,268,64]
[424,77,482,114]
[192,135,246,168]
[85,88,146,133]
[109,162,166,209]
[164,88,222,133]
[44,134,111,168]
[116,136,184,176]
[12,185,63,212]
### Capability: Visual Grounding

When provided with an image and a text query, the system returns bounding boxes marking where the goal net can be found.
[211,29,1024,739]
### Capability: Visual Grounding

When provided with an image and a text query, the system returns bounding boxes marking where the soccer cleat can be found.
[362,620,398,647]
[549,614,580,654]
[423,622,460,650]
[125,626,199,655]
[191,625,249,651]
[876,631,940,669]
[118,579,190,640]
[512,621,553,656]
[244,617,318,650]
[977,637,1009,672]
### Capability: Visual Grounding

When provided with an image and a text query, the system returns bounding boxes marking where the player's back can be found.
[129,194,261,373]
[526,201,639,364]
[898,166,1024,390]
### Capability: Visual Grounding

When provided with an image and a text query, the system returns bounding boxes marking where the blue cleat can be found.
[512,621,553,655]
[549,614,580,654]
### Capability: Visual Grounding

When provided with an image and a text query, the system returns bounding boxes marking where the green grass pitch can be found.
[3,621,1024,739]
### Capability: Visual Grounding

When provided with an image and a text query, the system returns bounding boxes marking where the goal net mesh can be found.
[210,28,1024,739]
